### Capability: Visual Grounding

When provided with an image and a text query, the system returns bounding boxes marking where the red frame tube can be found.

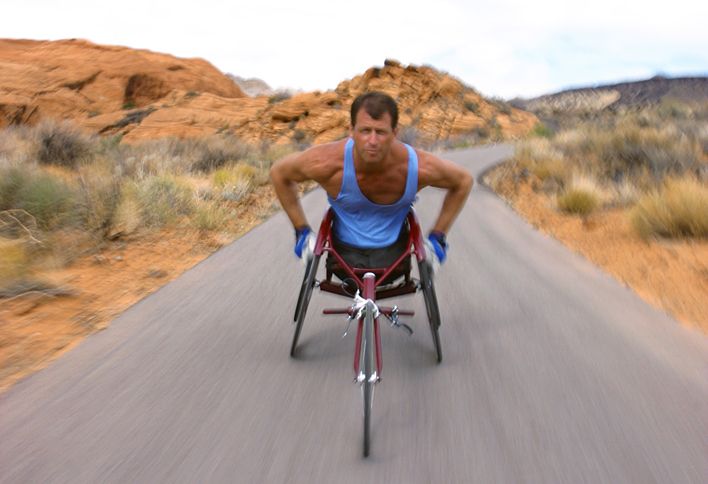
[315,208,426,380]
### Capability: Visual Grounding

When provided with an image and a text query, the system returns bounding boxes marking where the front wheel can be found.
[362,306,375,457]
[418,259,442,363]
[290,255,320,357]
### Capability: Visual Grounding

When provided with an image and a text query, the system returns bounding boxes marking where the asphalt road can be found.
[1,145,706,483]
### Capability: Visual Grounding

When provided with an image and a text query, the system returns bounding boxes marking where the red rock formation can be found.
[0,38,243,129]
[1,40,536,145]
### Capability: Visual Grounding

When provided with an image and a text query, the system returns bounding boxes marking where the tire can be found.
[362,305,375,457]
[418,259,442,363]
[290,255,320,357]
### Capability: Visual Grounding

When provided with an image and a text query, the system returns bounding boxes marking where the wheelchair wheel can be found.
[291,255,320,357]
[418,259,442,363]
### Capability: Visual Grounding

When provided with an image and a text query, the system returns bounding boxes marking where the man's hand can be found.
[294,225,315,260]
[425,231,448,270]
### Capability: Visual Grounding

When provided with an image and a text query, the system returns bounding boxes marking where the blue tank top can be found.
[327,138,418,248]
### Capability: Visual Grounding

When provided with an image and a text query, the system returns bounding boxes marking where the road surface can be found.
[1,145,706,483]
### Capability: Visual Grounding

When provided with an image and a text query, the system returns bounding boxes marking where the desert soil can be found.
[1,174,706,393]
[489,170,708,334]
[0,184,280,393]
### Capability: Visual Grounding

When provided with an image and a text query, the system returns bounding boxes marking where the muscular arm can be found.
[270,152,311,229]
[417,151,474,234]
[269,143,341,230]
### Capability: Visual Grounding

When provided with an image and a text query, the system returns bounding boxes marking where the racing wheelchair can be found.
[290,207,443,456]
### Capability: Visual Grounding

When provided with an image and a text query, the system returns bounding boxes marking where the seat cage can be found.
[314,208,427,300]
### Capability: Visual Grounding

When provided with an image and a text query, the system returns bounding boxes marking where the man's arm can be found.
[269,151,313,230]
[417,151,474,234]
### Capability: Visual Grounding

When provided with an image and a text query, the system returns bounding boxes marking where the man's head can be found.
[350,92,399,166]
[350,91,399,130]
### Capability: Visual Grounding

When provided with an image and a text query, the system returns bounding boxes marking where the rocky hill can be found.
[0,39,244,127]
[227,74,274,97]
[0,40,537,145]
[511,75,708,116]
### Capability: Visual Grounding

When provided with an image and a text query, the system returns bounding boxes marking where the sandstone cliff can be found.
[1,40,537,145]
[0,39,244,129]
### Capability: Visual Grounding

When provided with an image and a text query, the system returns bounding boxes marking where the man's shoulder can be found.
[299,139,347,180]
[305,139,347,161]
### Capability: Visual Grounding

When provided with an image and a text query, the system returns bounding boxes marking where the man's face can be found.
[350,109,397,165]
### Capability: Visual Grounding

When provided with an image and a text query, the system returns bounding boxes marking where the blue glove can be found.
[427,231,448,264]
[294,225,313,258]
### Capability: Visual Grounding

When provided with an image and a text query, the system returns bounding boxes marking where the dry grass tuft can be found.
[557,174,603,216]
[631,177,708,239]
[135,175,195,227]
[213,164,258,201]
[194,202,230,231]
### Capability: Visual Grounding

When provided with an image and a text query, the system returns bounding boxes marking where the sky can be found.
[4,0,707,99]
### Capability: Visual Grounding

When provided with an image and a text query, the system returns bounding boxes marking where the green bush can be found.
[194,203,229,231]
[12,171,75,229]
[136,175,195,227]
[532,123,553,138]
[0,167,27,210]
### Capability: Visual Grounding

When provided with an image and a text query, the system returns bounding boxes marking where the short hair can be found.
[350,91,399,129]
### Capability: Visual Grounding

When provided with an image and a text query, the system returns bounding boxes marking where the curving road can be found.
[1,145,707,483]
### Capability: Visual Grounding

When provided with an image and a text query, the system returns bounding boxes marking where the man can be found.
[270,91,473,270]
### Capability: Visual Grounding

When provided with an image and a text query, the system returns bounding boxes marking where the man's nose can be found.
[367,132,378,144]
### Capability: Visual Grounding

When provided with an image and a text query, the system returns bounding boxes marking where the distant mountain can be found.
[511,76,708,115]
[227,74,274,97]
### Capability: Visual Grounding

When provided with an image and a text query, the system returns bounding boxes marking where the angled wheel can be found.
[290,255,320,357]
[418,259,442,363]
[362,305,375,457]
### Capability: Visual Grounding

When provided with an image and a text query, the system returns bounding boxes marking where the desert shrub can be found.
[514,139,569,191]
[0,167,28,210]
[36,121,93,169]
[213,164,257,201]
[75,165,122,234]
[0,237,30,289]
[556,175,604,216]
[110,183,142,236]
[185,136,253,172]
[194,202,230,231]
[557,189,599,216]
[600,125,701,181]
[515,138,562,165]
[12,171,75,230]
[136,175,195,227]
[611,179,641,207]
[630,178,708,239]
[531,123,553,138]
[533,158,568,192]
